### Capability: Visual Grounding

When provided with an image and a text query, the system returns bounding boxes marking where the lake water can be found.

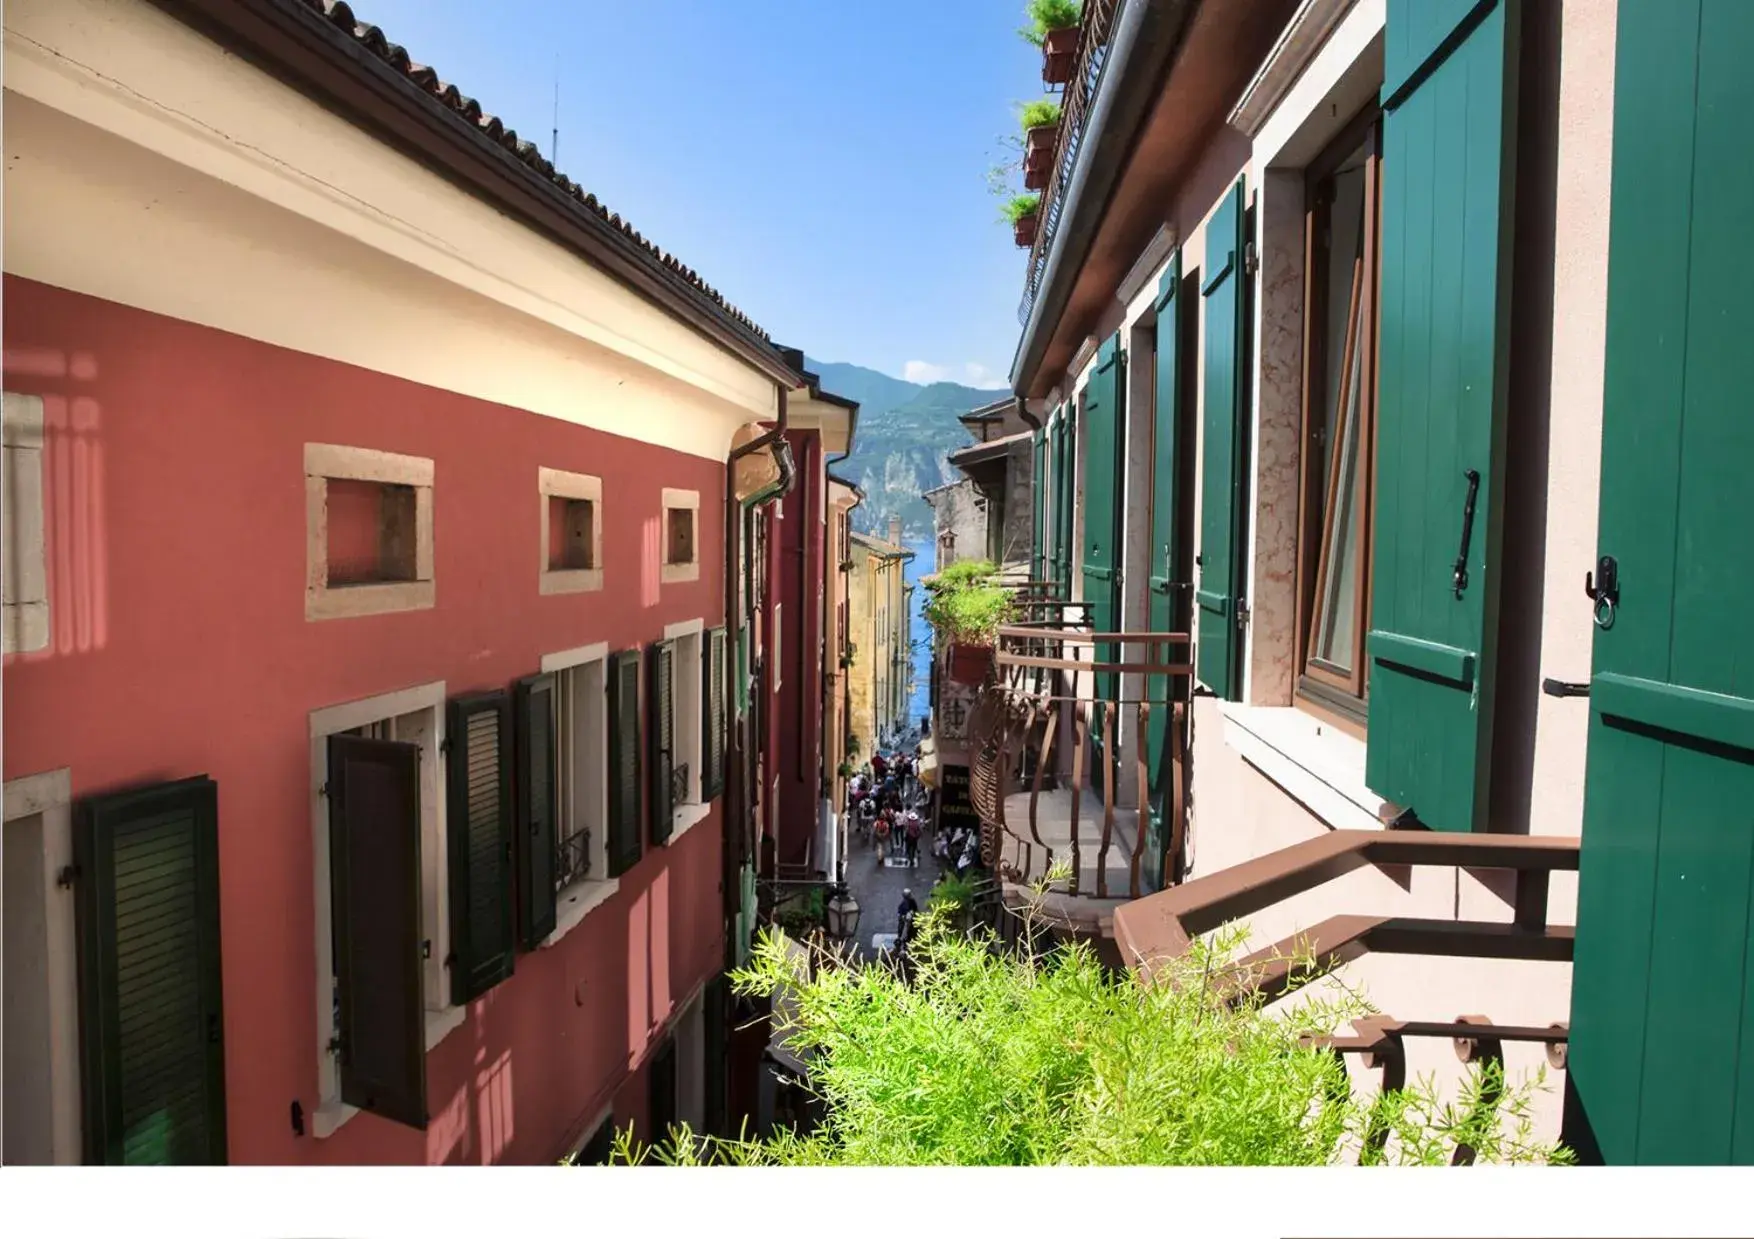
[902,537,934,734]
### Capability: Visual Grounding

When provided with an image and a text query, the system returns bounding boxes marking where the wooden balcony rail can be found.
[967,621,1193,904]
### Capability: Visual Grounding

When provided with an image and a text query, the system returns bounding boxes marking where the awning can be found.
[917,737,940,789]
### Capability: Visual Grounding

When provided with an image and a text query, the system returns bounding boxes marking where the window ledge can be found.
[665,802,712,847]
[543,876,621,948]
[541,568,604,595]
[660,561,701,585]
[312,1003,461,1141]
[1217,702,1395,833]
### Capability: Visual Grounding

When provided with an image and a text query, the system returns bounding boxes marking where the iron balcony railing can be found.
[555,828,592,890]
[1019,0,1123,328]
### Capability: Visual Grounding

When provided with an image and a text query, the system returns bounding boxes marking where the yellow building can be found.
[846,525,911,761]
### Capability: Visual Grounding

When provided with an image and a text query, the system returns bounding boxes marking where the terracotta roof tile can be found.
[297,0,771,342]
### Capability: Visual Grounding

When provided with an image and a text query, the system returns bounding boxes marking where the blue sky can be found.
[350,0,1043,389]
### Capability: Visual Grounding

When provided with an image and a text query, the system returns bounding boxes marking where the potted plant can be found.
[1004,193,1041,248]
[923,559,1012,686]
[1021,0,1082,85]
[1021,99,1061,190]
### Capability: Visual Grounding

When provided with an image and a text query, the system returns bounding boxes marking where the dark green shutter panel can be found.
[76,776,227,1164]
[447,691,516,1004]
[1146,249,1188,883]
[1082,335,1126,708]
[1053,404,1075,598]
[1031,428,1047,585]
[608,649,644,876]
[703,975,727,1137]
[649,639,677,845]
[327,735,427,1131]
[1195,177,1250,701]
[702,626,727,801]
[1569,0,1754,1166]
[1364,0,1519,833]
[514,673,559,950]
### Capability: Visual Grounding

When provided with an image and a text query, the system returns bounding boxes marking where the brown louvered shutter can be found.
[608,649,644,876]
[514,673,559,950]
[702,626,727,800]
[648,639,676,845]
[327,734,427,1131]
[76,776,227,1164]
[447,692,516,1004]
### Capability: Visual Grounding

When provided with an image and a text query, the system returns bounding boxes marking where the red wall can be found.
[2,277,728,1164]
[770,430,824,871]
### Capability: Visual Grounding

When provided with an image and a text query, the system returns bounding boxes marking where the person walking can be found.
[903,810,922,867]
[897,888,920,946]
[873,808,891,861]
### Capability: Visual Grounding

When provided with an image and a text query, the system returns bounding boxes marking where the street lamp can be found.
[824,882,861,944]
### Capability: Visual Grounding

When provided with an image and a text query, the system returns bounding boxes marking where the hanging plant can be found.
[1020,0,1082,83]
[1020,99,1062,190]
[923,560,1012,686]
[1003,193,1042,248]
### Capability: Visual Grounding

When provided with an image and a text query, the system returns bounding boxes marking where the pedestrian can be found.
[873,809,890,861]
[872,751,889,782]
[897,888,920,944]
[904,811,922,867]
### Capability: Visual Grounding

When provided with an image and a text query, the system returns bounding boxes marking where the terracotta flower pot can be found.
[1042,26,1078,85]
[1024,123,1058,189]
[947,642,994,687]
[1013,212,1039,248]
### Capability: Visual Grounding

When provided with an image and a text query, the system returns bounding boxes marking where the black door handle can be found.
[1452,469,1480,599]
[1541,678,1590,699]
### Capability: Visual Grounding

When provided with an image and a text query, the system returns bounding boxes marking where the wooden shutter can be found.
[327,735,426,1131]
[648,639,677,845]
[1031,427,1047,585]
[1147,249,1189,878]
[703,975,727,1137]
[1364,0,1518,833]
[76,776,227,1164]
[608,649,644,876]
[1195,177,1250,701]
[514,673,559,950]
[1082,334,1126,707]
[447,692,516,1004]
[1054,405,1076,597]
[1568,0,1754,1165]
[702,626,728,800]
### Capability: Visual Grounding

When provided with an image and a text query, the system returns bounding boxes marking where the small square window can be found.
[306,444,434,621]
[660,487,700,585]
[539,468,604,595]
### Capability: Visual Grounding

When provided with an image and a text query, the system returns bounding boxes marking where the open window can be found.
[305,444,435,621]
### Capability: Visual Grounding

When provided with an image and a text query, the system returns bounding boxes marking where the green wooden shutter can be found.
[1055,404,1076,598]
[1082,334,1126,706]
[1364,0,1519,833]
[447,691,516,1004]
[327,734,427,1131]
[1146,249,1188,885]
[514,673,559,950]
[608,649,644,875]
[702,626,727,800]
[1568,0,1754,1166]
[1195,178,1250,701]
[76,776,227,1164]
[648,639,677,845]
[1031,427,1047,585]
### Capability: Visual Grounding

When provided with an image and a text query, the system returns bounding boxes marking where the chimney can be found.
[888,516,902,546]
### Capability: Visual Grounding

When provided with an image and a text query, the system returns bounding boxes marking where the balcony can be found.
[965,609,1190,933]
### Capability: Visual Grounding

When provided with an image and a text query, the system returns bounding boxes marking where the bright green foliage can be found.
[1001,193,1041,224]
[1020,99,1062,131]
[927,871,978,912]
[589,885,1572,1166]
[922,561,1012,645]
[1020,0,1082,47]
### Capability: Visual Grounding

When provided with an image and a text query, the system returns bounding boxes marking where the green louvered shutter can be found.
[1364,0,1519,833]
[514,673,559,950]
[702,626,727,800]
[649,639,677,845]
[447,691,516,1004]
[1082,335,1125,707]
[1031,427,1047,586]
[327,735,426,1131]
[76,777,227,1164]
[1568,0,1754,1166]
[608,649,644,875]
[1056,405,1077,599]
[1146,249,1189,886]
[1195,178,1250,700]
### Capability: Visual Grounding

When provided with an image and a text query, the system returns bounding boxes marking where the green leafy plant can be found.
[837,760,856,780]
[923,559,1013,645]
[1001,193,1041,225]
[590,870,1573,1166]
[1020,0,1082,47]
[1020,99,1062,131]
[928,871,978,912]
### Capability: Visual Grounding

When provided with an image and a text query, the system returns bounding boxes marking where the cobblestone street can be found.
[843,809,941,961]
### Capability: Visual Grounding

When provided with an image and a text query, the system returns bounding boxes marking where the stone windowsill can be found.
[665,801,712,847]
[1217,702,1395,833]
[543,876,621,948]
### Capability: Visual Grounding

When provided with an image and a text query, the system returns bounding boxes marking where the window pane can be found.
[1314,301,1366,673]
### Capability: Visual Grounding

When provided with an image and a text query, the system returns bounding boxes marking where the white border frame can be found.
[660,487,702,584]
[539,641,621,944]
[308,680,459,1139]
[3,393,50,654]
[538,468,605,595]
[305,443,436,622]
[663,617,711,845]
[2,767,80,1163]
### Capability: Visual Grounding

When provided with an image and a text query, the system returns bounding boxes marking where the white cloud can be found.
[902,360,1010,390]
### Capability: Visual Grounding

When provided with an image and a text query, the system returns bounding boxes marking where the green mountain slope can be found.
[804,359,999,539]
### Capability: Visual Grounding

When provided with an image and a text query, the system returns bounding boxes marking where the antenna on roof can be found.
[551,56,560,166]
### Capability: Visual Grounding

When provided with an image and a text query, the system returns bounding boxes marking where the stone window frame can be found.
[305,443,435,621]
[3,393,49,654]
[539,468,605,595]
[660,487,701,584]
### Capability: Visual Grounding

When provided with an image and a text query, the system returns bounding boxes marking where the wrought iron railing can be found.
[671,762,690,811]
[555,828,591,889]
[1019,0,1123,328]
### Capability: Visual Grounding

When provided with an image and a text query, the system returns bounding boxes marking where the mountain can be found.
[803,359,1001,540]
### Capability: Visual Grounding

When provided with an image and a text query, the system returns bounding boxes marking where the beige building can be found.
[977,0,1746,1163]
[846,525,912,760]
